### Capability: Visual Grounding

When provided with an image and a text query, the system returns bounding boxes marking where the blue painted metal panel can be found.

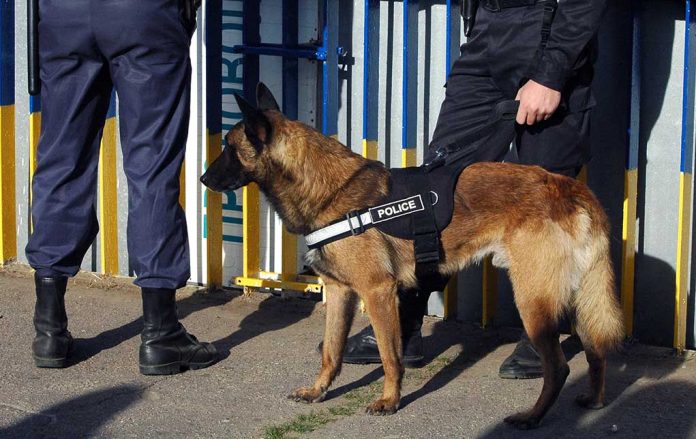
[29,95,41,114]
[283,0,299,120]
[362,0,380,143]
[402,0,418,152]
[627,2,640,171]
[0,0,14,107]
[321,0,338,136]
[242,0,260,103]
[207,0,223,136]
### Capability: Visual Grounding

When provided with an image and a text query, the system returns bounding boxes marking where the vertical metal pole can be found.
[401,0,418,167]
[676,0,695,353]
[322,0,339,138]
[362,0,380,160]
[281,0,298,279]
[242,0,261,282]
[621,3,641,338]
[206,0,223,288]
[0,1,16,263]
[444,0,458,320]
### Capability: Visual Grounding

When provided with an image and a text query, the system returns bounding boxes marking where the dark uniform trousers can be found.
[426,1,597,172]
[26,0,195,289]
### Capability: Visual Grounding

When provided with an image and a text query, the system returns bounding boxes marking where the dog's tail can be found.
[573,205,624,354]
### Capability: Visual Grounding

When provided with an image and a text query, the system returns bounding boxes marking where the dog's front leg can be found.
[360,280,403,415]
[289,282,357,404]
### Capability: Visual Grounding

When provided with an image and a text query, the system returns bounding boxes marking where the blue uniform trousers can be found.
[26,0,195,289]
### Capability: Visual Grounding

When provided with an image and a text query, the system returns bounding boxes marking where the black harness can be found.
[305,101,519,277]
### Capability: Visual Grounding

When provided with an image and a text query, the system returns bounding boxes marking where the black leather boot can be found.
[139,288,218,375]
[498,331,543,379]
[317,288,427,367]
[33,274,72,368]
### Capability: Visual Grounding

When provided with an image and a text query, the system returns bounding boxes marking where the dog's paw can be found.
[287,386,326,404]
[504,411,541,430]
[575,393,605,410]
[365,398,399,416]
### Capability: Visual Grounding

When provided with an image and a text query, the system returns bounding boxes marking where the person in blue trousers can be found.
[26,0,217,375]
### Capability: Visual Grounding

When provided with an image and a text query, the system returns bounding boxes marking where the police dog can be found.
[200,83,624,429]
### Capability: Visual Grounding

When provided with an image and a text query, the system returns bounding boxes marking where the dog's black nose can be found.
[200,173,209,186]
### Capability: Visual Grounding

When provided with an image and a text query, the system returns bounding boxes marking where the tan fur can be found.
[203,87,624,428]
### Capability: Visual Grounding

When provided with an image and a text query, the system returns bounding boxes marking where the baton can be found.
[461,0,479,38]
[28,0,40,95]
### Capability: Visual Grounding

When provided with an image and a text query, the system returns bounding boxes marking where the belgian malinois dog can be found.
[200,83,624,429]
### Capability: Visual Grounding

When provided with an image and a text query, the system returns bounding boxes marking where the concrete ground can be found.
[0,264,694,439]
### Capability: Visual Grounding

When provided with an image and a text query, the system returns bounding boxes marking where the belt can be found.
[481,0,538,12]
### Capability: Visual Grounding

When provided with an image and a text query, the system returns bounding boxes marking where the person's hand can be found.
[515,80,561,125]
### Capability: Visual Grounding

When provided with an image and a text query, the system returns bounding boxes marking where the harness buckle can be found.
[345,211,365,236]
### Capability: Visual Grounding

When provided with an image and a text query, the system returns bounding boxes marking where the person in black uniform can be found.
[334,0,608,378]
[27,0,217,375]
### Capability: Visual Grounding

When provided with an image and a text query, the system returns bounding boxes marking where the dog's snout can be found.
[200,173,209,186]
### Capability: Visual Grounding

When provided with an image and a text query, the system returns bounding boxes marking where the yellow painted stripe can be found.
[482,256,497,328]
[206,131,223,287]
[401,148,417,167]
[98,117,119,275]
[444,275,458,320]
[242,183,260,279]
[621,169,638,336]
[674,172,691,352]
[362,139,378,160]
[29,111,41,233]
[0,105,16,263]
[179,163,186,209]
[281,226,297,280]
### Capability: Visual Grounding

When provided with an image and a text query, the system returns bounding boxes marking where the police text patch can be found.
[369,195,425,224]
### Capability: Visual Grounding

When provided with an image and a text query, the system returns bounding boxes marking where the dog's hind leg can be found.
[359,280,403,415]
[574,342,606,409]
[503,306,569,429]
[289,282,357,404]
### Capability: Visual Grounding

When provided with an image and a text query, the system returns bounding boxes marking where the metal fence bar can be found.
[322,0,339,138]
[401,0,418,167]
[362,0,380,159]
[362,0,379,160]
[239,0,261,285]
[206,0,223,288]
[98,91,119,275]
[443,0,459,320]
[621,3,641,338]
[675,0,695,353]
[282,0,299,279]
[0,1,16,263]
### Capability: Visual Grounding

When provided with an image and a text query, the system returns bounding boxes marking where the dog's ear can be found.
[256,82,280,112]
[234,93,271,150]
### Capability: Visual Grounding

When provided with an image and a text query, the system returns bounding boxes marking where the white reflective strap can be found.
[305,211,374,247]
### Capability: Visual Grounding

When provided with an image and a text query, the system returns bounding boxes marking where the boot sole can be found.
[498,370,544,379]
[140,357,218,375]
[343,355,424,368]
[34,355,68,368]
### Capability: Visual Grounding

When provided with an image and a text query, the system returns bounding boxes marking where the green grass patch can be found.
[262,357,454,439]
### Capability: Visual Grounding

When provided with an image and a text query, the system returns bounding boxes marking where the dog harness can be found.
[304,100,519,277]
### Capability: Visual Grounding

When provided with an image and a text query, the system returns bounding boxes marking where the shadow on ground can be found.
[0,385,144,439]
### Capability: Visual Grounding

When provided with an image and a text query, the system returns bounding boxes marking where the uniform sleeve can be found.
[530,0,608,91]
